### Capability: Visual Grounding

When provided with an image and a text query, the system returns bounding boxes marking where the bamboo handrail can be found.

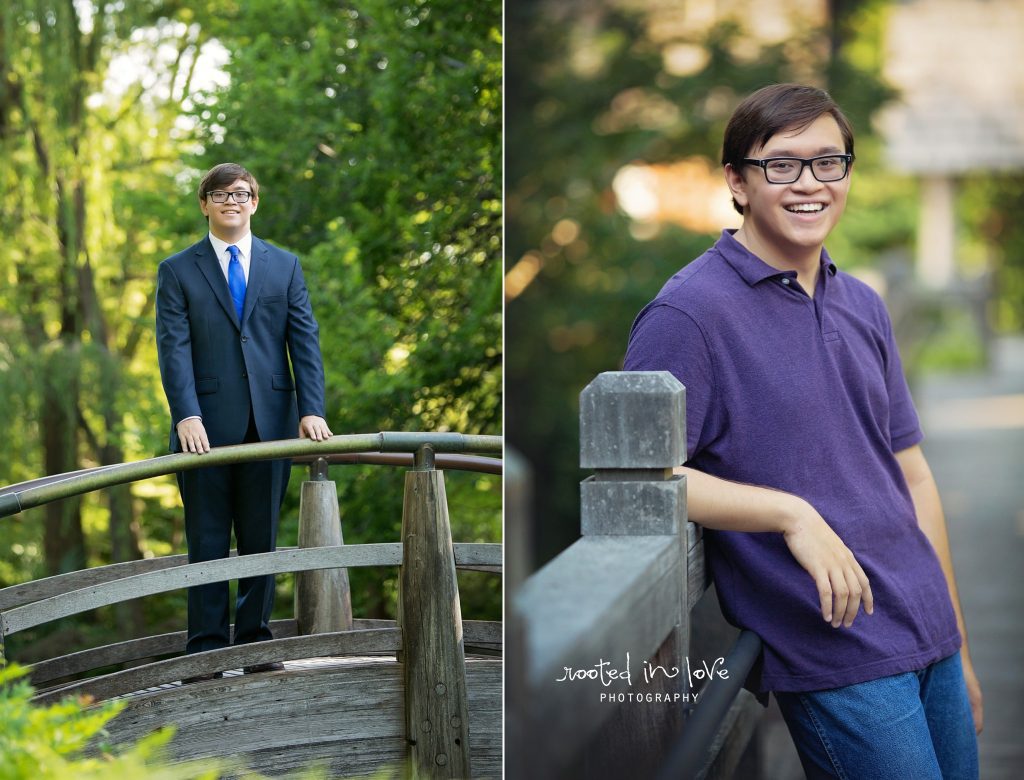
[0,432,501,518]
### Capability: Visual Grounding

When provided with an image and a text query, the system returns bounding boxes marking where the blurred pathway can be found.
[917,336,1024,778]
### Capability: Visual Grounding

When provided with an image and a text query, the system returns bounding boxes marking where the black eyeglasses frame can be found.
[206,190,254,204]
[741,154,853,184]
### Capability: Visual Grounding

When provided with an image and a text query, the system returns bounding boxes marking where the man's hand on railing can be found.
[781,499,874,629]
[177,418,211,454]
[299,416,333,442]
[678,465,873,629]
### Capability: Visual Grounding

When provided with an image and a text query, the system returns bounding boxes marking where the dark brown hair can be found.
[722,84,855,214]
[198,163,260,201]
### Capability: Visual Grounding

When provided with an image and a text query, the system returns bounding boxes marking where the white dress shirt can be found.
[208,231,252,284]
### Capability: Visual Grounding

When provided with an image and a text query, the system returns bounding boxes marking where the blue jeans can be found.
[774,652,978,779]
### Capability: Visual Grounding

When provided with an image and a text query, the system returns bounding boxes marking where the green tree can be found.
[188,0,502,618]
[506,0,895,564]
[0,0,502,658]
[0,2,225,646]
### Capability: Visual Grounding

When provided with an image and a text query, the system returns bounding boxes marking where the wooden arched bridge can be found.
[0,432,502,778]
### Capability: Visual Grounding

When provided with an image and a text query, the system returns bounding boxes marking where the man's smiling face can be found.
[200,178,258,241]
[725,113,852,265]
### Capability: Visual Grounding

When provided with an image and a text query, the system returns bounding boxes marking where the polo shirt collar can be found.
[717,229,838,286]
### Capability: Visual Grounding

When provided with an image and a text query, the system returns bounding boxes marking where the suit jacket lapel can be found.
[193,237,241,330]
[242,238,269,326]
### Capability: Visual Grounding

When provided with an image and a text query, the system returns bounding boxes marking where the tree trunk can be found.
[40,167,87,576]
[41,364,85,575]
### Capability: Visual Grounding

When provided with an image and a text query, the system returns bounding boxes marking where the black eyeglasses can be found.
[207,190,253,203]
[742,154,853,184]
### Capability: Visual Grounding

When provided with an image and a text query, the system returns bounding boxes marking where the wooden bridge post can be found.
[399,444,472,778]
[504,449,533,780]
[295,457,353,634]
[578,371,689,777]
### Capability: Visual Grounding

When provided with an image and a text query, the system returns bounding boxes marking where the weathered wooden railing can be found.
[508,373,763,779]
[0,432,502,778]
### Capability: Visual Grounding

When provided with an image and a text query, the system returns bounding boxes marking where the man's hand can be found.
[176,418,211,454]
[782,498,874,628]
[894,446,981,733]
[678,466,875,628]
[299,415,332,441]
[962,651,984,733]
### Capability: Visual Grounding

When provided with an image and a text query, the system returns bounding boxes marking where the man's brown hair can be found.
[198,163,260,201]
[722,84,855,215]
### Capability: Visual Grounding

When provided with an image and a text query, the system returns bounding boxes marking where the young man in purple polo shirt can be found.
[624,84,982,778]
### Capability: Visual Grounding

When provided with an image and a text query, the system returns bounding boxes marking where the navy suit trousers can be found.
[177,412,291,653]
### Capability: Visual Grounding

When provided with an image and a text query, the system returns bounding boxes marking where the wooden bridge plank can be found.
[95,658,501,778]
[28,619,299,685]
[0,554,192,611]
[452,544,499,573]
[2,545,404,636]
[28,619,502,686]
[104,657,407,771]
[453,542,502,567]
[34,629,402,704]
[0,543,500,612]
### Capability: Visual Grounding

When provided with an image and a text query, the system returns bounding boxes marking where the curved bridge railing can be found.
[0,432,502,779]
[0,431,500,517]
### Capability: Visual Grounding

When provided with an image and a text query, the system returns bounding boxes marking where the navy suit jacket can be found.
[156,235,326,452]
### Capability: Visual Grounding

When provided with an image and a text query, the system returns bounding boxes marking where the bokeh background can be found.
[0,0,500,665]
[507,0,1023,775]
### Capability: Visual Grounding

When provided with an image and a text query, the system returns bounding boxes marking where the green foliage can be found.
[1,0,501,658]
[0,663,219,779]
[0,0,210,589]
[191,0,501,438]
[958,173,1024,332]
[189,0,501,618]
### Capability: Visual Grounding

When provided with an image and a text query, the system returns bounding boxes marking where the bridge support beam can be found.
[295,458,353,634]
[399,452,472,778]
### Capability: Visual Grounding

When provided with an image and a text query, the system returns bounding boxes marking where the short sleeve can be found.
[623,303,719,462]
[878,302,923,452]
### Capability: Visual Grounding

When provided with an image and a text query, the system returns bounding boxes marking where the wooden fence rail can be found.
[509,372,761,779]
[0,543,500,637]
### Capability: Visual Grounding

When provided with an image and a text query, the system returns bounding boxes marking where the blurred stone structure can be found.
[879,0,1024,289]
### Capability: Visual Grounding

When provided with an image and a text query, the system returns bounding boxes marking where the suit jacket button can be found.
[241,335,248,342]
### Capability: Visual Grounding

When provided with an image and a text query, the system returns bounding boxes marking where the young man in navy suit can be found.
[156,163,332,680]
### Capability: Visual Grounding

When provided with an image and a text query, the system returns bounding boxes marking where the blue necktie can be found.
[227,244,246,321]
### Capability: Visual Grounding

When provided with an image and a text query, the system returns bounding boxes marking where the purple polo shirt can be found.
[624,230,961,692]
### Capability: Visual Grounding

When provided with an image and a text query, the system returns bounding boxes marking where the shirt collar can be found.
[716,229,837,286]
[208,231,253,260]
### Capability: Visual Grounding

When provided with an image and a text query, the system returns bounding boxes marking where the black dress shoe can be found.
[243,661,285,674]
[182,671,223,684]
